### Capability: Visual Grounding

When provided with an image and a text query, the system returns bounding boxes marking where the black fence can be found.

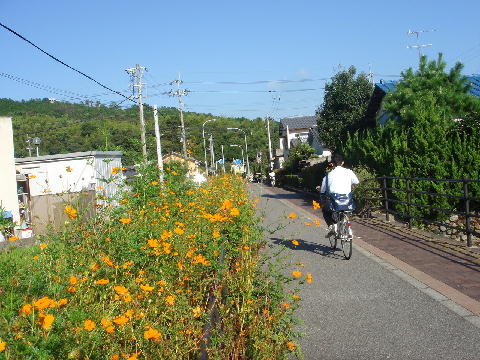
[363,176,480,247]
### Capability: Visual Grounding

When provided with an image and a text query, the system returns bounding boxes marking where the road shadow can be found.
[269,237,346,259]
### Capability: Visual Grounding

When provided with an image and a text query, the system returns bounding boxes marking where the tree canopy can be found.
[383,53,480,130]
[316,66,373,150]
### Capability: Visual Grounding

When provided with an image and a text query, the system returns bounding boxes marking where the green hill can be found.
[0,98,278,167]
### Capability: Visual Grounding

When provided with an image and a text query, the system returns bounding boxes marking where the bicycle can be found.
[328,210,353,260]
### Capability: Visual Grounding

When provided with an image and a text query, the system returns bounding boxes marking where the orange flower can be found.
[40,243,48,250]
[140,284,154,292]
[166,295,175,306]
[312,200,321,210]
[314,218,321,227]
[304,222,311,226]
[84,320,95,331]
[114,285,129,296]
[105,325,115,333]
[65,166,73,172]
[174,227,184,235]
[292,271,302,278]
[20,304,32,315]
[0,339,5,352]
[306,273,313,284]
[291,240,299,246]
[144,327,161,340]
[34,296,55,310]
[221,199,233,210]
[111,167,120,175]
[69,276,78,285]
[151,181,159,185]
[102,256,114,267]
[113,315,129,326]
[57,298,68,306]
[147,238,159,247]
[64,205,78,219]
[111,355,119,360]
[119,218,132,224]
[230,208,240,216]
[213,231,220,238]
[67,286,76,293]
[101,318,112,327]
[95,279,109,285]
[288,212,297,219]
[287,341,296,351]
[8,236,19,242]
[40,314,55,330]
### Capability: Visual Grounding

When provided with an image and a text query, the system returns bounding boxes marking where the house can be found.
[15,151,123,234]
[365,75,480,126]
[162,152,200,174]
[275,115,328,168]
[0,117,20,228]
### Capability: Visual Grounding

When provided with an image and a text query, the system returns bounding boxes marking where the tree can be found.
[383,53,480,130]
[283,142,316,173]
[316,66,373,150]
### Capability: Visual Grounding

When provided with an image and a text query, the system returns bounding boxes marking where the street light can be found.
[32,137,41,157]
[230,144,245,175]
[227,128,250,177]
[202,119,216,176]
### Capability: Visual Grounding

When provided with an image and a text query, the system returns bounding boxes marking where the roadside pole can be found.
[153,105,164,183]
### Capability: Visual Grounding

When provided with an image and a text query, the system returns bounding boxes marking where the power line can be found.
[0,21,134,103]
[0,72,130,102]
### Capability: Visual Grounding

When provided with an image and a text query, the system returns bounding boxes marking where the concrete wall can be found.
[0,117,20,224]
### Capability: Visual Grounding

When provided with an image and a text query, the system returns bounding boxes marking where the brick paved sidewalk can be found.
[261,184,480,304]
[352,218,480,301]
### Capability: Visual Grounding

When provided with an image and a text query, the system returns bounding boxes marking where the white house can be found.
[275,116,318,168]
[15,151,123,198]
[15,151,123,234]
[0,117,20,225]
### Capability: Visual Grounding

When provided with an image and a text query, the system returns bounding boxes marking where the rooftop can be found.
[280,115,317,135]
[15,151,122,164]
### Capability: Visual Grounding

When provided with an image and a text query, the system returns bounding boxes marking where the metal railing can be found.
[363,176,480,247]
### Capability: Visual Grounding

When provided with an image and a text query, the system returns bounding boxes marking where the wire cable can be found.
[0,21,134,103]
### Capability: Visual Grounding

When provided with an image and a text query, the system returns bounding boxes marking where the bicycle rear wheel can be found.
[340,219,353,260]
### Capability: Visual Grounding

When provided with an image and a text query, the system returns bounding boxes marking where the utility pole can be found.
[153,105,164,183]
[209,134,215,173]
[407,29,436,61]
[221,145,226,173]
[169,73,188,157]
[266,117,274,171]
[126,64,148,160]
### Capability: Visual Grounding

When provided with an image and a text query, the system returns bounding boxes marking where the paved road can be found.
[249,183,480,360]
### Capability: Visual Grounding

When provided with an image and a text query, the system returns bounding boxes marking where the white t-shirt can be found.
[320,166,359,195]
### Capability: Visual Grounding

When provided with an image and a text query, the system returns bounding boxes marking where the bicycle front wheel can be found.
[328,231,337,250]
[340,220,353,260]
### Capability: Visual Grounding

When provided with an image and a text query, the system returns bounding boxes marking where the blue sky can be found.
[1,0,479,120]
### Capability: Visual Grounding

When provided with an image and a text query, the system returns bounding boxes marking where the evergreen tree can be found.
[316,66,373,150]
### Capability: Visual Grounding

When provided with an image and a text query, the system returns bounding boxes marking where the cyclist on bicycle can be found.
[316,154,359,237]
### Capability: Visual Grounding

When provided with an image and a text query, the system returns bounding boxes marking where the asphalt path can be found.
[249,183,480,360]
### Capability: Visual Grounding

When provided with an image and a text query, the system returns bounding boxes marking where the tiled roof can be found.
[280,115,317,136]
[376,75,480,98]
